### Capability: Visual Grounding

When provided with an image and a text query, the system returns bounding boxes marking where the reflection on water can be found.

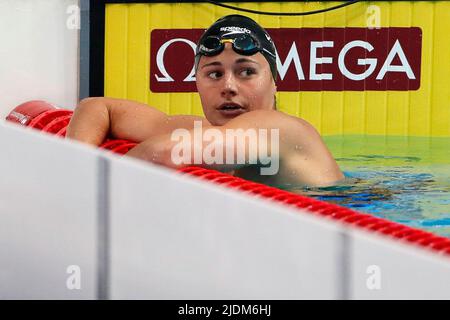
[281,136,450,238]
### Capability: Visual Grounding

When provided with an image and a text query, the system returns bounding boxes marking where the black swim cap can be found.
[195,15,278,80]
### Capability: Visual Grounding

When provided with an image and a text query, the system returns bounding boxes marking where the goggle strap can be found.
[262,48,277,59]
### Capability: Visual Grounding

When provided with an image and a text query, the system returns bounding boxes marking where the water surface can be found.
[282,135,450,238]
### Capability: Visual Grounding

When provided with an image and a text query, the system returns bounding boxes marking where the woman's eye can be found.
[239,68,256,77]
[208,71,222,79]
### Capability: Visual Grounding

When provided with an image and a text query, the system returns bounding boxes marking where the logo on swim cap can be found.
[219,26,251,34]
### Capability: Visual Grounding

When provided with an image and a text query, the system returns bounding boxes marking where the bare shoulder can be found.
[272,110,317,131]
[233,109,317,136]
[225,109,298,128]
[234,109,334,159]
[230,110,344,186]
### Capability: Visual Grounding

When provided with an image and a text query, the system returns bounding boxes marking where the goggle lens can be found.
[233,35,258,53]
[202,36,222,52]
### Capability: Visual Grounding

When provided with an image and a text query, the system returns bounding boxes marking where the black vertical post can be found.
[89,0,106,97]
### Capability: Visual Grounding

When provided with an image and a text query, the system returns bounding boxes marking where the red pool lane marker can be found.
[55,126,67,137]
[42,115,73,135]
[178,166,450,257]
[110,143,138,155]
[28,110,73,130]
[99,139,133,150]
[6,100,56,126]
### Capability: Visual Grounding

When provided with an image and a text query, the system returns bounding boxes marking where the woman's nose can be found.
[221,72,238,98]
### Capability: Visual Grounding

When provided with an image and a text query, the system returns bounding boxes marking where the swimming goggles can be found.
[197,34,276,59]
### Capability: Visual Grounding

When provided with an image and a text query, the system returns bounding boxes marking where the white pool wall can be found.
[0,0,79,119]
[1,121,449,299]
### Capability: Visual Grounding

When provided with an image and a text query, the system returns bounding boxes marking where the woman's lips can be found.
[217,103,247,117]
[218,108,247,117]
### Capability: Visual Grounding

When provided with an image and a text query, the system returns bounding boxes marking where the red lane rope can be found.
[42,115,73,134]
[28,110,73,130]
[6,103,450,257]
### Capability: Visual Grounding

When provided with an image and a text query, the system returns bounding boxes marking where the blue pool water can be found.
[283,136,450,238]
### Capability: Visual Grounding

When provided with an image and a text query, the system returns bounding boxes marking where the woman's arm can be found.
[125,109,344,187]
[66,97,209,146]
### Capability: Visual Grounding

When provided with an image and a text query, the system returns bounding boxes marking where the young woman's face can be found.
[196,43,276,126]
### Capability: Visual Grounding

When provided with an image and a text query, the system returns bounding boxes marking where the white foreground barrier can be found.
[0,122,97,299]
[0,121,449,299]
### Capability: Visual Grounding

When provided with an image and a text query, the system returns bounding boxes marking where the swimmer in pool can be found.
[67,14,344,187]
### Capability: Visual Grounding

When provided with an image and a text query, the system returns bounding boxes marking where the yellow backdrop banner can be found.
[104,2,450,137]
